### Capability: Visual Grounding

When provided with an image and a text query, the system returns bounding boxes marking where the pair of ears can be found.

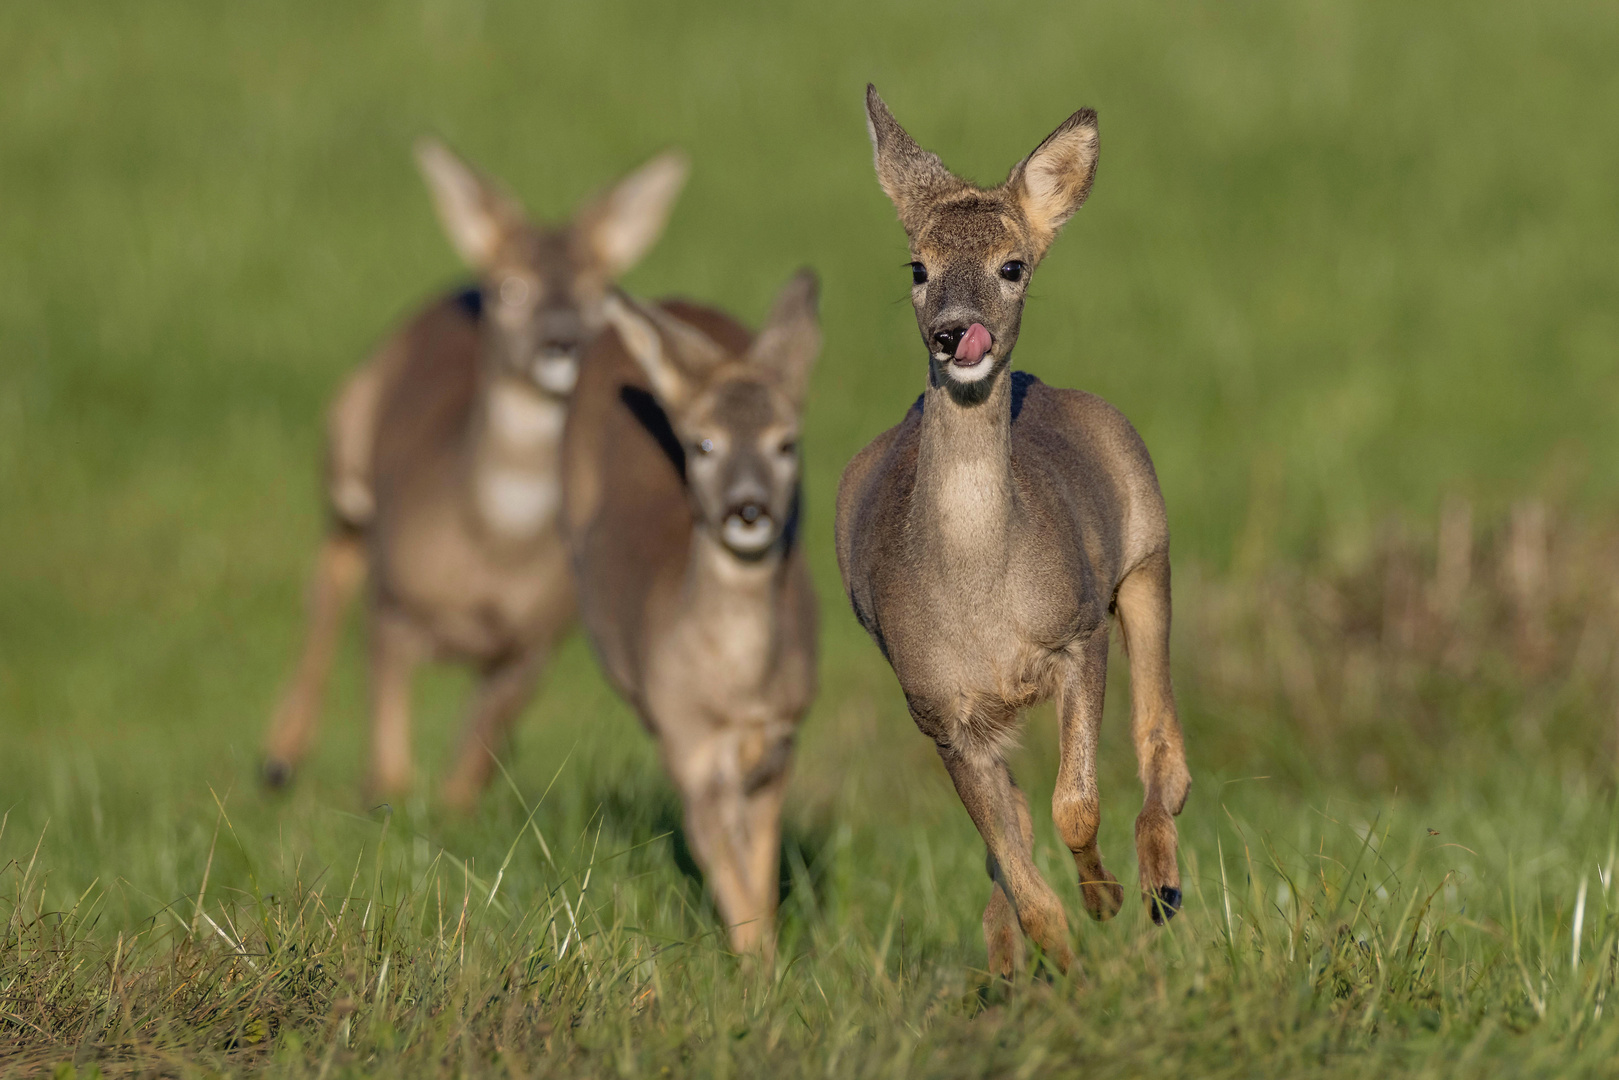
[865,84,1100,254]
[414,139,689,279]
[603,271,821,413]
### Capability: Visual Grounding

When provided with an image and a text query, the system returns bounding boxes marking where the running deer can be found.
[835,87,1190,975]
[262,140,687,809]
[561,273,820,956]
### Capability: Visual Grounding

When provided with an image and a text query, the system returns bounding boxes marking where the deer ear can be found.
[602,293,724,410]
[1008,108,1099,249]
[579,151,689,278]
[749,269,820,407]
[414,139,529,269]
[865,85,961,234]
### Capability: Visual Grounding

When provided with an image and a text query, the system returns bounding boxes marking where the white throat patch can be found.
[936,352,997,384]
[488,381,566,450]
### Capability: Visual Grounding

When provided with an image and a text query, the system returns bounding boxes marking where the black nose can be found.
[737,503,764,524]
[932,326,966,355]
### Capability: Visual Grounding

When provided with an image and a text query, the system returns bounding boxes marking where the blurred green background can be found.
[3,1,1619,1070]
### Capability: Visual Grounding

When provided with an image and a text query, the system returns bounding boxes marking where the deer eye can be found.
[999,261,1027,283]
[909,262,928,286]
[778,438,798,456]
[694,438,714,455]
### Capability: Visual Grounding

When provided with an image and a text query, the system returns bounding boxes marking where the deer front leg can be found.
[1115,552,1191,923]
[982,780,1036,978]
[666,725,777,958]
[1053,626,1124,921]
[936,737,1074,974]
[262,530,366,787]
[367,608,425,800]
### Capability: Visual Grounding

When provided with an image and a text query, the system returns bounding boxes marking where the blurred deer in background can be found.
[562,273,820,956]
[263,140,687,809]
[835,87,1190,976]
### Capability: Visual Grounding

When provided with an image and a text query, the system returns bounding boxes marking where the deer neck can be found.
[909,370,1017,580]
[680,528,786,693]
[466,371,568,542]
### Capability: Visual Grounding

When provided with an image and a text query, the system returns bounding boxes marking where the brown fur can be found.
[263,142,686,808]
[562,275,820,956]
[835,87,1191,975]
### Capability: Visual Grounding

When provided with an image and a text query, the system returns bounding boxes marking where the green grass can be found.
[4,0,1619,1075]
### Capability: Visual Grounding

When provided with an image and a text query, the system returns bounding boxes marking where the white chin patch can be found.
[722,514,776,555]
[941,352,996,383]
[531,357,578,395]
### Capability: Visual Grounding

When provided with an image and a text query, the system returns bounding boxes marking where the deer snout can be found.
[720,492,778,557]
[932,326,966,356]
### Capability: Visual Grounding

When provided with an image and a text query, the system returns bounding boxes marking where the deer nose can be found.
[932,326,966,355]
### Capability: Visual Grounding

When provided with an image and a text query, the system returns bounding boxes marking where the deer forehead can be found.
[687,376,794,437]
[913,197,1029,262]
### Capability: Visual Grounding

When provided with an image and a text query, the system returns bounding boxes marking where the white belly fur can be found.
[477,469,559,538]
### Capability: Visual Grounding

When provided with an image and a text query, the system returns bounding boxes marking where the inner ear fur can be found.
[414,138,531,270]
[1006,108,1099,251]
[749,269,821,407]
[864,85,963,235]
[602,293,725,410]
[578,150,689,278]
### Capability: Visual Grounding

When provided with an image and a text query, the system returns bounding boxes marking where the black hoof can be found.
[1149,886,1182,925]
[262,758,294,790]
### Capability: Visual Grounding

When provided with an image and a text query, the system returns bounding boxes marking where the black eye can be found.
[778,439,798,456]
[909,262,928,286]
[999,260,1026,283]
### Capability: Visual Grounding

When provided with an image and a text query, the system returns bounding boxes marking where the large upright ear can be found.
[601,292,725,410]
[1007,108,1099,250]
[749,270,820,407]
[865,85,961,234]
[414,138,530,269]
[578,151,689,278]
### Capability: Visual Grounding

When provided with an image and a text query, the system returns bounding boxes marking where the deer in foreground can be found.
[562,273,820,956]
[262,140,687,808]
[835,87,1190,976]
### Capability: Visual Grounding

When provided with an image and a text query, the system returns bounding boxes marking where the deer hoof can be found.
[1148,886,1182,925]
[262,758,294,790]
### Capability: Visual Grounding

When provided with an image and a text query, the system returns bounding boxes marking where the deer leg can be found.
[937,739,1074,974]
[1115,551,1191,924]
[262,530,366,787]
[983,781,1035,978]
[440,647,547,813]
[366,609,425,801]
[666,726,774,957]
[324,350,401,529]
[1053,625,1124,921]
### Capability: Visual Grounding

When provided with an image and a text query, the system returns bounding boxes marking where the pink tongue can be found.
[955,323,993,364]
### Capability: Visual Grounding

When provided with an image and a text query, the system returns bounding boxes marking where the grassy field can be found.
[5,0,1619,1075]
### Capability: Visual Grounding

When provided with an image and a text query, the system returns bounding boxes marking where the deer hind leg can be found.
[439,647,548,813]
[934,722,1074,974]
[1053,625,1125,921]
[262,530,366,788]
[366,608,426,801]
[1115,551,1191,924]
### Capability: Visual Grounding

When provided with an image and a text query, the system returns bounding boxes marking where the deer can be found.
[261,139,688,810]
[561,272,821,957]
[834,87,1191,977]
